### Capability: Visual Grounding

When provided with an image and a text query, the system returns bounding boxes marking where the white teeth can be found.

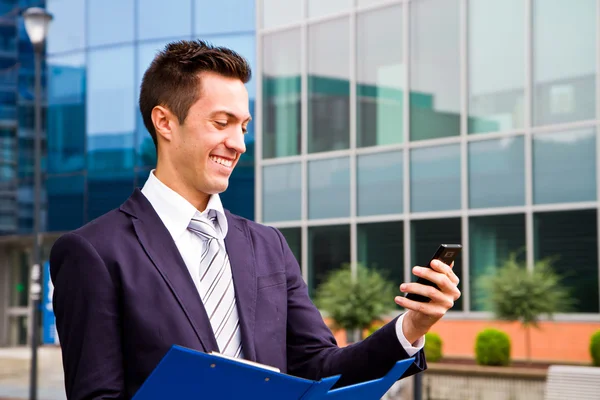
[210,156,233,167]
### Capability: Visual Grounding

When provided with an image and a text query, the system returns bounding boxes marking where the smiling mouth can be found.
[210,155,234,168]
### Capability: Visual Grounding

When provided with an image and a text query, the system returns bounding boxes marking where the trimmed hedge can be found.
[591,330,600,367]
[475,328,511,366]
[424,332,443,362]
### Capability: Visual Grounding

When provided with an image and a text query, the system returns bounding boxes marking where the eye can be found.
[242,126,248,134]
[215,121,227,128]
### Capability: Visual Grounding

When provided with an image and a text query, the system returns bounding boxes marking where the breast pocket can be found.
[257,272,286,290]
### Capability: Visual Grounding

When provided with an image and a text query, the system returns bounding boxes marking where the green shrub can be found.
[591,330,600,367]
[475,328,511,366]
[424,332,443,362]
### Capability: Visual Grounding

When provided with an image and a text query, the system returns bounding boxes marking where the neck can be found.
[154,164,209,212]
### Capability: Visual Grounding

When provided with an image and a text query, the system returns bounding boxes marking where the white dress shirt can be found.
[141,170,424,356]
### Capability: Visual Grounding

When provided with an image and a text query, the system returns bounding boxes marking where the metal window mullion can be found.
[460,0,470,312]
[596,0,600,312]
[301,0,309,284]
[525,0,534,273]
[350,6,358,280]
[403,0,411,287]
[254,0,264,224]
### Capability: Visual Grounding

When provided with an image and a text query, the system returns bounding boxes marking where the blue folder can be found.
[133,345,415,400]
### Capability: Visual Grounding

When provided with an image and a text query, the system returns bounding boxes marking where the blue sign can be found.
[42,260,59,345]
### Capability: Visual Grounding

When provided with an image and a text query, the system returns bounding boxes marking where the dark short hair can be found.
[139,39,252,147]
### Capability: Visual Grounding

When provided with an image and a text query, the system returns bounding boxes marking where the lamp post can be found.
[22,7,52,400]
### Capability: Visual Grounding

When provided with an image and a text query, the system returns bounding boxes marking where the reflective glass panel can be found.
[87,172,134,221]
[469,136,525,208]
[533,0,596,126]
[47,53,86,173]
[357,151,403,216]
[308,157,350,219]
[88,0,134,47]
[46,0,85,54]
[357,5,404,147]
[280,227,301,266]
[308,18,350,153]
[139,0,192,41]
[262,0,303,29]
[308,0,352,18]
[469,214,526,311]
[220,163,255,221]
[87,46,135,172]
[358,221,404,285]
[410,0,460,141]
[308,225,350,296]
[534,210,599,313]
[47,174,85,231]
[263,29,301,159]
[262,163,301,222]
[533,128,596,204]
[410,144,461,212]
[195,0,254,35]
[468,0,525,134]
[411,218,463,310]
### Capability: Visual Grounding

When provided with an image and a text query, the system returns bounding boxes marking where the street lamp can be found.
[22,7,52,400]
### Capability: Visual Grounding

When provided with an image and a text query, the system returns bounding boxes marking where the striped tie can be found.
[188,211,243,358]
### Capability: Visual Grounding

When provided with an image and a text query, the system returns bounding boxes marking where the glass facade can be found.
[257,0,600,316]
[42,0,257,231]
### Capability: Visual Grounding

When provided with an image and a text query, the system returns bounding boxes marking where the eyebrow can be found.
[210,110,252,123]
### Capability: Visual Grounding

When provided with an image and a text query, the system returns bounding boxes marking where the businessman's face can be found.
[157,71,250,204]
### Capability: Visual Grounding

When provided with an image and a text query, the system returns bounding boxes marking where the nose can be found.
[225,129,246,155]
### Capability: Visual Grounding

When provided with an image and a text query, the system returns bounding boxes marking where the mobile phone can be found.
[405,244,462,303]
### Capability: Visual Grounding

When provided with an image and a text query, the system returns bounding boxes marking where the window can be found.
[410,144,461,212]
[308,225,350,296]
[468,0,525,133]
[308,157,350,219]
[358,221,404,285]
[47,174,85,232]
[410,0,460,141]
[533,0,596,126]
[87,173,134,221]
[411,218,463,310]
[47,53,86,173]
[533,128,596,204]
[308,0,352,18]
[262,163,301,222]
[469,136,525,208]
[280,227,301,266]
[88,0,134,47]
[308,18,350,153]
[139,0,192,41]
[195,0,254,35]
[262,0,303,29]
[87,46,135,172]
[469,214,526,311]
[46,0,86,54]
[262,29,301,159]
[357,151,403,216]
[534,210,599,313]
[357,5,404,147]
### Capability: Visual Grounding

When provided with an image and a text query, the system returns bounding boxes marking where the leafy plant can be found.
[475,328,511,366]
[424,332,443,362]
[591,330,600,367]
[478,253,574,363]
[314,263,396,342]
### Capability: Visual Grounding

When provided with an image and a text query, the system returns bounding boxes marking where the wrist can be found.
[402,311,430,344]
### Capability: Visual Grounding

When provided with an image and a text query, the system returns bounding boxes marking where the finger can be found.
[394,295,447,320]
[400,283,454,309]
[413,265,454,292]
[427,260,460,286]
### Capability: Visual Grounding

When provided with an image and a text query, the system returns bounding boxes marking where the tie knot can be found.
[188,211,220,240]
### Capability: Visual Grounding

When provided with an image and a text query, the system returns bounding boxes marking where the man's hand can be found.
[394,259,461,344]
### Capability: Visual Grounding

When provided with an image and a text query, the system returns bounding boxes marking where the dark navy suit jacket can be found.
[49,189,425,399]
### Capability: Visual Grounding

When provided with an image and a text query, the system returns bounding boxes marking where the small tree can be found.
[479,253,574,363]
[314,263,396,343]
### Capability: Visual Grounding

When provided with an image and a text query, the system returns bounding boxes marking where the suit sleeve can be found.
[50,232,125,400]
[273,228,427,388]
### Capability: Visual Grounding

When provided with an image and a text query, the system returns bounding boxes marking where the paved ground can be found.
[0,346,65,400]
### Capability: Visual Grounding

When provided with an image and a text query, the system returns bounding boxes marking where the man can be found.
[50,40,460,400]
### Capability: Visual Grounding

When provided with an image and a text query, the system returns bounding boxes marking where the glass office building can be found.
[0,0,256,346]
[256,0,600,320]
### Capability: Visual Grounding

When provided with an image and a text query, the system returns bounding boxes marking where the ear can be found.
[151,106,177,144]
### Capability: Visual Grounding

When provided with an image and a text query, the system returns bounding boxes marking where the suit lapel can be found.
[224,211,257,362]
[122,190,219,353]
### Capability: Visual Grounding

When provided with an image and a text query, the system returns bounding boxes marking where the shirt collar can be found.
[140,170,228,240]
